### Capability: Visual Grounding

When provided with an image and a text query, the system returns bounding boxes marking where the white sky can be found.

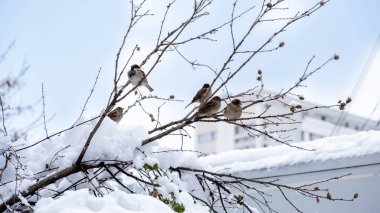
[0,0,379,148]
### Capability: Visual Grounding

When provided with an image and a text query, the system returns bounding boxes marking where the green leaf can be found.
[143,163,152,170]
[152,163,159,170]
[143,163,159,171]
[171,202,185,213]
[163,198,170,204]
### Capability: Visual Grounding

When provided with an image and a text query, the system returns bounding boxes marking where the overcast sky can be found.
[1,0,379,148]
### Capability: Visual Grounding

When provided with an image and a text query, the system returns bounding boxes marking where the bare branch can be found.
[73,67,102,125]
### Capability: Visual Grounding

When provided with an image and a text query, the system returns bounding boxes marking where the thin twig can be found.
[73,67,102,125]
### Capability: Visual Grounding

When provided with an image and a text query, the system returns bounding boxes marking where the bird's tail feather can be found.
[145,84,154,92]
[185,102,193,109]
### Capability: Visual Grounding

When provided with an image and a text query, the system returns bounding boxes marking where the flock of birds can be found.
[107,65,243,123]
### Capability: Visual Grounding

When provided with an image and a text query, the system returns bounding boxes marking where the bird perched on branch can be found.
[107,107,124,123]
[128,64,154,92]
[185,83,212,108]
[197,96,222,117]
[224,99,242,119]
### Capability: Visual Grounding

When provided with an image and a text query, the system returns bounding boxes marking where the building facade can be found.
[201,132,380,213]
[195,92,378,154]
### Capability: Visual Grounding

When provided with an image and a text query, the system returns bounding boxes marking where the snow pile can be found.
[15,117,145,170]
[11,117,205,176]
[0,118,147,196]
[134,145,206,170]
[1,118,141,186]
[202,131,380,173]
[34,188,174,213]
[1,117,212,212]
[3,119,378,212]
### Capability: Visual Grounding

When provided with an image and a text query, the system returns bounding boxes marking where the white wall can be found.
[230,154,380,213]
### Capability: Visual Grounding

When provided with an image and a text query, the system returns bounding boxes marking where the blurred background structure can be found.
[195,34,379,154]
[202,132,380,212]
[195,90,379,154]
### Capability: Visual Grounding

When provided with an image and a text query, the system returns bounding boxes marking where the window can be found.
[301,131,305,141]
[344,122,349,128]
[235,126,246,135]
[321,115,326,121]
[197,132,216,144]
[247,144,256,149]
[235,144,255,150]
[309,133,323,141]
[309,133,314,140]
[234,136,252,144]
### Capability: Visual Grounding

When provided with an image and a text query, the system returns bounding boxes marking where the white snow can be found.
[201,131,380,173]
[1,117,210,212]
[4,116,377,213]
[13,117,145,173]
[157,176,180,199]
[0,117,147,198]
[34,188,174,213]
[140,145,206,170]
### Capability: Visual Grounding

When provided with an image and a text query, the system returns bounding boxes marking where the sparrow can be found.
[185,83,212,109]
[128,64,154,92]
[223,99,242,119]
[197,96,222,116]
[107,107,124,123]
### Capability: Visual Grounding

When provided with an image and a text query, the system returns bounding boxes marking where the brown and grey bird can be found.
[197,96,222,116]
[128,64,154,92]
[107,107,124,123]
[185,83,212,109]
[223,99,242,119]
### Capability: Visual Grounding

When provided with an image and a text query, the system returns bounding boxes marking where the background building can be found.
[201,131,380,213]
[195,91,378,154]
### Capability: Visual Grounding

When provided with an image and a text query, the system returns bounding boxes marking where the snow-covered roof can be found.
[201,131,380,173]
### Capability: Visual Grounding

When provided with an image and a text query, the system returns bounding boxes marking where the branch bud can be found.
[327,192,332,200]
[339,102,346,110]
[290,106,296,113]
[236,195,244,205]
[354,193,359,199]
